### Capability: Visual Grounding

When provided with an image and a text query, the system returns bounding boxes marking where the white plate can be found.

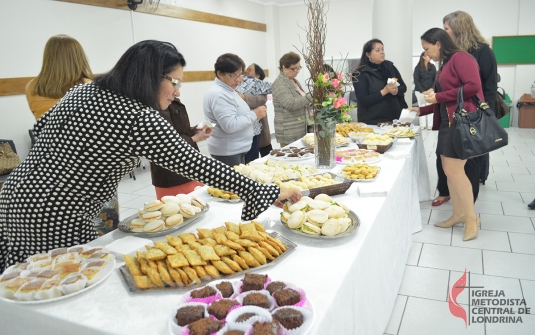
[0,258,116,304]
[336,156,382,165]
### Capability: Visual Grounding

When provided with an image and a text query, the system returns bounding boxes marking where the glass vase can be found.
[314,121,336,170]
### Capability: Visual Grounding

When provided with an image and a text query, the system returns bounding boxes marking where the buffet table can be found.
[1,136,428,335]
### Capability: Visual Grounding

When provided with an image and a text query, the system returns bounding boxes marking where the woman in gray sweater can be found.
[204,53,267,166]
[272,52,311,148]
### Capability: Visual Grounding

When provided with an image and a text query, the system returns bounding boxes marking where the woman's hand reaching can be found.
[273,188,302,208]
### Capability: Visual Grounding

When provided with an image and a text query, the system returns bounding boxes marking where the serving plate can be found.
[208,196,241,203]
[118,204,210,237]
[338,167,381,182]
[280,210,360,239]
[0,258,115,304]
[119,231,297,292]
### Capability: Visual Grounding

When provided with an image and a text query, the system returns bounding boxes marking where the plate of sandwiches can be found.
[118,194,210,237]
[0,245,115,304]
[119,221,297,292]
[279,194,361,238]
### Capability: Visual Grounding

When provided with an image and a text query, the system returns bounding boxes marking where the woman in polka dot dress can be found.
[0,41,301,271]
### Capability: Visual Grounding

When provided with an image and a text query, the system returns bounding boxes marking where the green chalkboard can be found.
[492,35,535,65]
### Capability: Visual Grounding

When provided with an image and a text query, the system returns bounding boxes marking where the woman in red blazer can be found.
[409,28,484,241]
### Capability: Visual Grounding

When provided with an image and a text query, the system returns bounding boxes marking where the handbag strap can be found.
[455,85,465,114]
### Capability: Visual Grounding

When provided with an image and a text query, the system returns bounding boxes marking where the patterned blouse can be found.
[0,83,279,271]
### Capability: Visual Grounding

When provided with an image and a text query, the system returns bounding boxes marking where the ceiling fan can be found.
[127,0,160,13]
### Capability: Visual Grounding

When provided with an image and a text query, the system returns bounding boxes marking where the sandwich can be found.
[299,222,321,235]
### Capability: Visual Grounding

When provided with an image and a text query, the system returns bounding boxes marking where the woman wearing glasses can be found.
[0,42,300,271]
[204,53,267,166]
[352,39,408,125]
[272,52,311,148]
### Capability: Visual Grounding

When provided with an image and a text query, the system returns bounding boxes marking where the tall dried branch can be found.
[295,0,329,117]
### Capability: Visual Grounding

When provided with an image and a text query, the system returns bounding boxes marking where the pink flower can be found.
[336,72,343,79]
[331,79,340,88]
[328,92,336,98]
[322,74,330,83]
[333,97,347,109]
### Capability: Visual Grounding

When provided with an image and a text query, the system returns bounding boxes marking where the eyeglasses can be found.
[227,72,247,80]
[162,75,182,89]
[289,66,302,72]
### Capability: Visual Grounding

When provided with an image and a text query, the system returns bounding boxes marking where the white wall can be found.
[1,0,534,160]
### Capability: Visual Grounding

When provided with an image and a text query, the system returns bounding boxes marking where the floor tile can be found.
[407,242,422,266]
[412,225,452,246]
[496,181,535,192]
[398,265,450,301]
[117,193,142,205]
[448,271,524,306]
[520,279,535,309]
[117,181,150,194]
[483,250,535,280]
[398,297,485,335]
[509,233,535,255]
[520,192,535,204]
[419,244,483,274]
[480,214,535,234]
[512,174,535,184]
[451,227,511,252]
[120,195,160,210]
[492,166,531,175]
[502,202,535,217]
[476,190,523,203]
[487,156,510,166]
[474,200,504,215]
[477,181,498,191]
[131,184,157,197]
[508,160,535,168]
[420,208,431,224]
[384,295,408,335]
[527,167,535,174]
[428,210,455,225]
[486,172,515,182]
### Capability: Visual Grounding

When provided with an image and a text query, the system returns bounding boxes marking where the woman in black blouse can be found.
[0,40,300,271]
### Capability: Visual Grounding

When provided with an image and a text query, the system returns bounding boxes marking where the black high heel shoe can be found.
[479,179,485,185]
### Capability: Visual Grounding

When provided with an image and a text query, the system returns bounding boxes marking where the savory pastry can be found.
[124,255,143,276]
[211,260,235,275]
[167,253,189,268]
[247,247,267,265]
[220,257,242,272]
[183,250,207,266]
[154,242,178,255]
[197,246,220,261]
[145,248,167,261]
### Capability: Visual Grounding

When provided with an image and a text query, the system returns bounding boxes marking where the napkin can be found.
[196,121,216,129]
[358,183,388,197]
[398,109,417,123]
[387,78,400,87]
[396,138,412,145]
[106,236,153,261]
[384,151,411,160]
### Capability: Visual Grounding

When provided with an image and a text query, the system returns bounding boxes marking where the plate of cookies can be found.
[206,187,241,203]
[338,163,381,182]
[0,245,115,304]
[118,194,210,237]
[168,273,314,335]
[119,221,297,292]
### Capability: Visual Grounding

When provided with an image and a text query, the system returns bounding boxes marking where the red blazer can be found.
[420,52,484,129]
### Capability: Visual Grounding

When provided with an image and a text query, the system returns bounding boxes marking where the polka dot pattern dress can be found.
[0,83,280,271]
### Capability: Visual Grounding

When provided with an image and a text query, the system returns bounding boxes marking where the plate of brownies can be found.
[169,273,314,335]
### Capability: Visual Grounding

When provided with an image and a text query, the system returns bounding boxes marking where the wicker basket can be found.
[357,141,393,154]
[280,172,353,198]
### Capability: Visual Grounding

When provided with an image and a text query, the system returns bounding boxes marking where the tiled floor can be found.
[115,127,535,335]
[385,127,535,335]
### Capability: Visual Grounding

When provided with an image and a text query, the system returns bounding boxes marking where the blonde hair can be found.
[33,34,93,99]
[443,11,488,52]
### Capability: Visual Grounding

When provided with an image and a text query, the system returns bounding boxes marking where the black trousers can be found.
[436,154,480,202]
[259,144,273,157]
[245,135,260,164]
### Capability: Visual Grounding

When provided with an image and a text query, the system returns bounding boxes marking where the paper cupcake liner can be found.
[59,273,88,295]
[271,306,313,335]
[221,303,243,323]
[168,302,209,335]
[215,322,252,335]
[4,262,30,274]
[26,253,50,264]
[235,290,276,311]
[244,322,288,335]
[13,279,47,301]
[226,305,273,327]
[34,284,63,300]
[273,286,307,308]
[67,244,87,254]
[210,279,241,299]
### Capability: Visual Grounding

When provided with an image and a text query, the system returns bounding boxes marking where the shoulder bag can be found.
[0,140,21,175]
[494,87,510,119]
[452,86,508,160]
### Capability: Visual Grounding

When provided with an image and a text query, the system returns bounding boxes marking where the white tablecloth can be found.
[1,137,428,335]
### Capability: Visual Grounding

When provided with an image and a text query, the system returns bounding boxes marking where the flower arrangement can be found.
[313,71,354,133]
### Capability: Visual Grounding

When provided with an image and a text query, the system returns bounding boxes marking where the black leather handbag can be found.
[452,86,508,160]
[494,87,510,119]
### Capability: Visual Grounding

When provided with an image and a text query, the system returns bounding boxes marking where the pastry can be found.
[188,318,223,335]
[272,308,304,330]
[215,281,234,298]
[165,214,184,227]
[176,305,205,326]
[235,312,257,322]
[241,273,267,292]
[266,281,287,295]
[207,299,239,320]
[243,292,270,309]
[251,321,281,335]
[161,195,180,204]
[274,289,300,306]
[140,211,162,222]
[160,203,180,216]
[190,285,217,299]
